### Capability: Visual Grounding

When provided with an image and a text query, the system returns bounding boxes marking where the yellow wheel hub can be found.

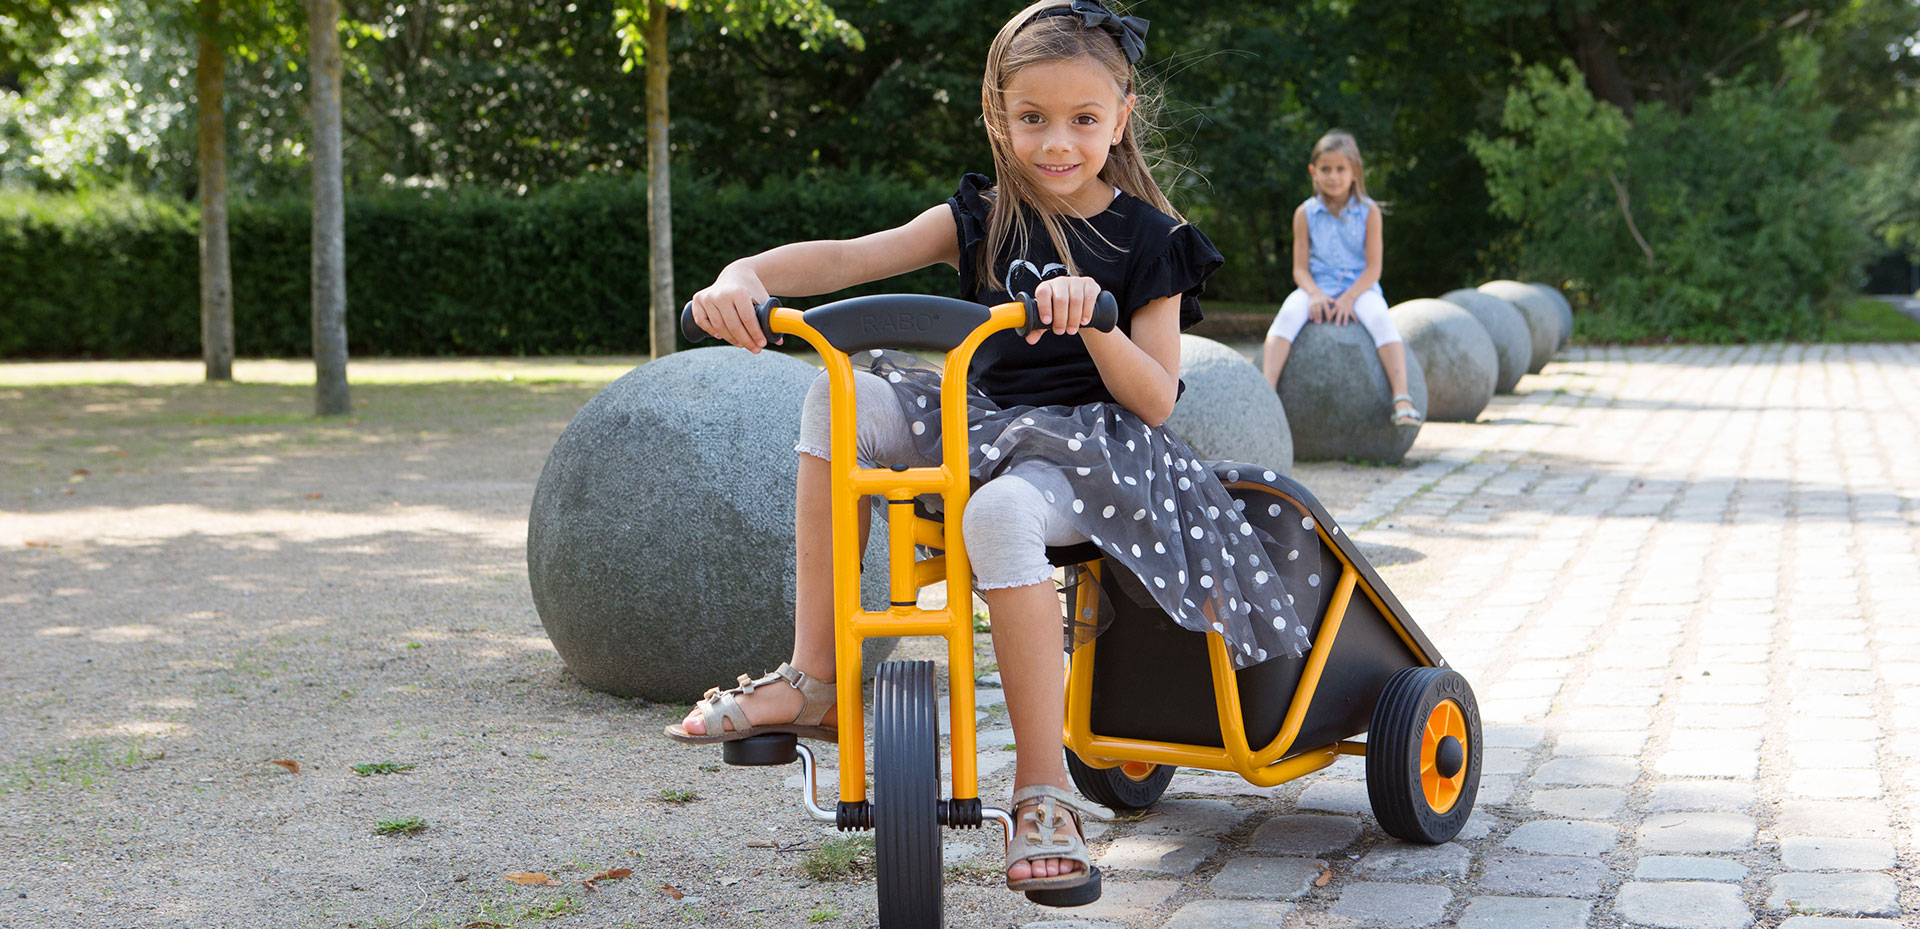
[1419,699,1467,814]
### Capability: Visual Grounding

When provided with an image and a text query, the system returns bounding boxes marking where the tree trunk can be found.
[196,0,233,382]
[646,0,674,359]
[308,0,350,416]
[1565,9,1635,117]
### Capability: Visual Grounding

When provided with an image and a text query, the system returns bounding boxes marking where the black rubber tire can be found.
[1365,666,1482,843]
[1065,750,1176,811]
[873,660,942,929]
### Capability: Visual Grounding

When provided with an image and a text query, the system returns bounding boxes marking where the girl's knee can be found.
[962,478,1056,590]
[1268,290,1311,341]
[1353,294,1401,347]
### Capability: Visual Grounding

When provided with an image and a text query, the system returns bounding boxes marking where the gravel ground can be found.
[0,356,1448,929]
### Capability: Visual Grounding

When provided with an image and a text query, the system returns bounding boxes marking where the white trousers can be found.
[1265,287,1400,347]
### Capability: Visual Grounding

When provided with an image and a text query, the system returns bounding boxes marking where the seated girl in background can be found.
[1261,131,1420,426]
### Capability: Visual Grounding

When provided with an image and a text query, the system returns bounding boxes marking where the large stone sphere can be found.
[528,347,895,702]
[1439,288,1530,394]
[1530,282,1575,348]
[1388,299,1498,423]
[1163,334,1293,475]
[1277,321,1427,465]
[1478,280,1562,374]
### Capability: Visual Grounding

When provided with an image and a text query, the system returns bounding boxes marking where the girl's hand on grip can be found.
[690,272,771,351]
[1028,275,1101,344]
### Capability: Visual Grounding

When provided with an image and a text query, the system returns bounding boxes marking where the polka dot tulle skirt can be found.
[863,351,1317,667]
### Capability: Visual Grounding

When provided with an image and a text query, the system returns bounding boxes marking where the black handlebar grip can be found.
[680,298,783,344]
[1018,290,1121,337]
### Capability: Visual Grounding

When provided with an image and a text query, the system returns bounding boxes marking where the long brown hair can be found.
[977,0,1178,292]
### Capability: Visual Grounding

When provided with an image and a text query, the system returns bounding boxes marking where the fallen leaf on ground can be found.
[23,541,52,548]
[503,872,559,886]
[464,923,507,928]
[270,760,300,773]
[581,880,597,892]
[590,868,632,881]
[307,492,324,499]
[1314,867,1332,887]
[72,468,90,476]
[745,839,775,848]
[660,884,685,900]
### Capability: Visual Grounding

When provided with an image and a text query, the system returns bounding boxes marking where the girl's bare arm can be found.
[690,204,961,350]
[1082,294,1182,427]
[1290,205,1321,297]
[1339,207,1385,300]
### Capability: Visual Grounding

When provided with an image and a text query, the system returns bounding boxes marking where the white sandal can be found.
[1005,784,1112,892]
[663,662,837,744]
[1391,393,1424,427]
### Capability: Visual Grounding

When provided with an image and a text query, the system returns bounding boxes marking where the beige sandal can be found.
[1005,784,1112,892]
[663,662,837,744]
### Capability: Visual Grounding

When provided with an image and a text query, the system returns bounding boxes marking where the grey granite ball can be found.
[1439,288,1530,394]
[1164,334,1293,476]
[528,347,895,702]
[1478,280,1562,374]
[1276,321,1427,464]
[1530,282,1575,348]
[1388,299,1498,423]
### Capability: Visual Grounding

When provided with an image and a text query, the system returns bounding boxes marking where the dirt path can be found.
[0,356,1450,929]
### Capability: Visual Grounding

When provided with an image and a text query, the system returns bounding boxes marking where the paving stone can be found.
[1294,779,1372,815]
[1674,705,1768,729]
[1205,857,1326,900]
[1774,801,1894,838]
[1615,881,1753,929]
[1356,841,1471,879]
[1633,855,1749,882]
[1787,742,1877,769]
[1328,882,1453,928]
[1249,814,1362,856]
[1553,730,1650,757]
[1165,771,1282,799]
[1636,813,1755,853]
[1068,879,1181,921]
[1647,781,1756,812]
[1022,921,1125,929]
[1161,899,1294,929]
[1531,757,1639,787]
[1655,750,1757,779]
[1504,820,1618,857]
[1531,788,1626,818]
[1776,920,1905,929]
[1131,798,1250,837]
[1482,747,1534,775]
[1477,774,1516,806]
[1767,873,1900,917]
[1459,896,1593,929]
[1093,834,1219,876]
[1780,837,1897,871]
[1788,770,1882,799]
[1456,810,1499,841]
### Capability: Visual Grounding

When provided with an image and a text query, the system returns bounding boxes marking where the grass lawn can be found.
[1825,296,1920,342]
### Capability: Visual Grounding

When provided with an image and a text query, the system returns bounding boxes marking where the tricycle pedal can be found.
[1025,866,1102,908]
[721,733,798,766]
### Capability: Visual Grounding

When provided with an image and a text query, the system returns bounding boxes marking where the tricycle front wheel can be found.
[873,660,943,928]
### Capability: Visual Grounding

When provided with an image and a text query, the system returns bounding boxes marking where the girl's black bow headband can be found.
[1028,0,1150,64]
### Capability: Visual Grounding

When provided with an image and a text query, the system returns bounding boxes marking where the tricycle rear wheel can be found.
[873,660,943,928]
[1366,666,1481,843]
[1066,750,1176,811]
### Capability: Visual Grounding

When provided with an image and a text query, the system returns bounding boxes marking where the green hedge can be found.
[0,172,954,358]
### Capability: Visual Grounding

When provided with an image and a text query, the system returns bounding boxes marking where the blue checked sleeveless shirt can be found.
[1304,195,1382,300]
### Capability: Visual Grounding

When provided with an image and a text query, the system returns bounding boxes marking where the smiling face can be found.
[1002,57,1135,218]
[1309,150,1357,204]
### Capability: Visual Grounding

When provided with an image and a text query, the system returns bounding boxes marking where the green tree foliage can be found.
[1471,42,1865,342]
[1860,102,1920,264]
[0,0,82,88]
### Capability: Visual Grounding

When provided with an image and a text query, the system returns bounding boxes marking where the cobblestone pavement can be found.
[970,343,1920,929]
